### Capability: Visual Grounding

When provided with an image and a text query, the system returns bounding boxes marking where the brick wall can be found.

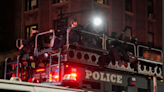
[111,0,124,34]
[136,0,147,45]
[20,0,162,48]
[69,0,82,24]
[39,0,50,32]
[155,0,162,48]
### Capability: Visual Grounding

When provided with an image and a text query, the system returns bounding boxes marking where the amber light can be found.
[71,73,77,77]
[54,75,59,79]
[36,68,45,72]
[66,65,69,68]
[49,74,52,80]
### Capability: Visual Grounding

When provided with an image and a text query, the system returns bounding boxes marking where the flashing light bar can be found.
[36,68,45,72]
[63,73,77,81]
[54,75,59,79]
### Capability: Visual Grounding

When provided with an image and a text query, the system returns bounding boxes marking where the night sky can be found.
[0,1,16,53]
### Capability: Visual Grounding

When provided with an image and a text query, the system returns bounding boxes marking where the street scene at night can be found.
[0,0,163,92]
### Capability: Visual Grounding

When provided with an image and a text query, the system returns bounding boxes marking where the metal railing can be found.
[66,28,104,50]
[105,37,137,56]
[34,30,55,56]
[65,28,163,65]
[137,45,163,64]
[16,28,163,66]
[49,50,61,82]
[16,39,25,49]
[4,55,20,79]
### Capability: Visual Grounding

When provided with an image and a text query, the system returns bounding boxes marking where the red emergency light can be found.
[128,77,136,86]
[62,67,78,81]
[131,82,136,86]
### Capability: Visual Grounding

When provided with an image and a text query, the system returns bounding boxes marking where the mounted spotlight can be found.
[44,53,49,58]
[93,17,102,26]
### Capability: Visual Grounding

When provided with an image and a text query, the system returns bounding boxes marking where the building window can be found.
[53,0,67,4]
[25,0,38,11]
[94,0,108,5]
[26,25,38,39]
[125,26,132,37]
[54,18,68,30]
[148,32,154,47]
[125,0,132,12]
[148,22,154,33]
[148,0,154,14]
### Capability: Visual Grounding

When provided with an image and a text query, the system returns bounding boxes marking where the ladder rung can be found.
[7,61,27,65]
[6,72,16,75]
[7,62,17,65]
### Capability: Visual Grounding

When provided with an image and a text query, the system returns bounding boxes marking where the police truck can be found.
[3,29,163,92]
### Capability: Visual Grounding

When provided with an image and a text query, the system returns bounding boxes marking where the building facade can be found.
[0,0,162,91]
[16,0,162,49]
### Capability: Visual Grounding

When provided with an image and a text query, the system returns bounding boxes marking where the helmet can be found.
[70,18,78,25]
[32,28,39,32]
[110,32,117,38]
[32,28,38,30]
[130,37,138,44]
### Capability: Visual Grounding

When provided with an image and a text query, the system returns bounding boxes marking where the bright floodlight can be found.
[93,17,102,25]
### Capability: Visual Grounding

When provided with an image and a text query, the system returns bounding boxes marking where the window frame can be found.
[25,24,38,39]
[94,0,108,5]
[148,32,154,47]
[147,0,154,14]
[25,0,38,11]
[124,26,132,38]
[125,0,132,12]
[53,0,67,4]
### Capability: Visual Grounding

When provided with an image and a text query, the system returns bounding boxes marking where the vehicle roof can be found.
[0,79,84,91]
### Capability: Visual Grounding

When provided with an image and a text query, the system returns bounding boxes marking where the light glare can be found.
[94,17,101,25]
